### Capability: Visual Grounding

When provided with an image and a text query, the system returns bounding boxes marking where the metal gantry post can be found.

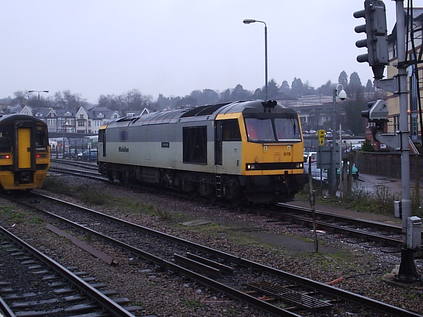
[395,0,419,282]
[329,91,337,197]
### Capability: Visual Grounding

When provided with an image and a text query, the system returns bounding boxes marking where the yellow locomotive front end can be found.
[0,115,50,190]
[225,102,305,202]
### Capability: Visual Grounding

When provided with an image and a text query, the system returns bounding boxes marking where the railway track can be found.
[5,191,420,317]
[275,203,407,248]
[49,162,412,250]
[51,158,99,171]
[49,166,108,182]
[0,225,140,317]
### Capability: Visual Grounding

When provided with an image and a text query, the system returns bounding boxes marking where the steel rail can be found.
[51,159,99,171]
[276,203,404,247]
[277,202,402,233]
[0,297,15,317]
[12,194,301,316]
[0,225,134,317]
[281,213,402,247]
[21,192,422,317]
[50,166,101,177]
[49,167,108,182]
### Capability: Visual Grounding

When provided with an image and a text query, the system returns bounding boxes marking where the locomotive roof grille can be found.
[180,102,231,118]
[106,100,299,128]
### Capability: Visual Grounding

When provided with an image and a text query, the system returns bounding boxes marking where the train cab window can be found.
[35,127,48,150]
[245,118,275,142]
[0,130,11,152]
[274,118,301,141]
[183,126,207,164]
[222,119,241,141]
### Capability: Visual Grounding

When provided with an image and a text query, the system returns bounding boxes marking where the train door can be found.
[17,128,31,169]
[99,128,106,157]
[214,121,223,166]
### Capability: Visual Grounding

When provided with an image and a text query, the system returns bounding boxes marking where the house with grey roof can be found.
[14,105,121,134]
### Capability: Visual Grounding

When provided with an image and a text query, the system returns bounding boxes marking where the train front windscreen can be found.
[245,116,301,143]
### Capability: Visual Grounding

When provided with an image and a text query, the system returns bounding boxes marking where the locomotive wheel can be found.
[198,180,213,197]
[224,178,241,201]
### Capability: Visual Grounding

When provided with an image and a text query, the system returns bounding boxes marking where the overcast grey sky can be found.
[0,1,407,102]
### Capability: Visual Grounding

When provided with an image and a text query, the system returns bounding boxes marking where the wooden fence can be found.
[356,152,422,180]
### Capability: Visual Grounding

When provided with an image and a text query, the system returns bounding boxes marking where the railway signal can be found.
[317,129,326,146]
[353,0,389,79]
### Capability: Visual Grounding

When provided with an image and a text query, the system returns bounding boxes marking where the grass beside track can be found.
[299,182,423,217]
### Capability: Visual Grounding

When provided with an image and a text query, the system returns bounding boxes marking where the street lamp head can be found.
[338,89,347,100]
[243,19,256,24]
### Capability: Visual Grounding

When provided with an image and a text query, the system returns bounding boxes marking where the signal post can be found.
[354,0,420,282]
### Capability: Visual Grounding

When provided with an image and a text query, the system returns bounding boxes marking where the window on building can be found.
[393,115,400,131]
[183,126,207,164]
[78,121,84,127]
[80,114,84,119]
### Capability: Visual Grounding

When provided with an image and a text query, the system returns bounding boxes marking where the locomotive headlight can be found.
[296,163,303,169]
[0,154,10,159]
[246,163,257,170]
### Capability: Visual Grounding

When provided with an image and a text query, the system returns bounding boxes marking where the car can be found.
[77,149,97,161]
[304,161,328,181]
[304,151,317,163]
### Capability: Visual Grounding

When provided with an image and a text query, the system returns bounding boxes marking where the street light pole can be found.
[27,90,49,105]
[329,84,347,197]
[243,19,268,101]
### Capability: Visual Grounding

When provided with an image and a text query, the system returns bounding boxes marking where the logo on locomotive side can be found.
[118,146,129,152]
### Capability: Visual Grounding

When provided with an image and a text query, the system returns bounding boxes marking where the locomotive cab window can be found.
[275,118,301,141]
[0,130,11,152]
[183,126,207,164]
[221,119,241,141]
[245,118,275,142]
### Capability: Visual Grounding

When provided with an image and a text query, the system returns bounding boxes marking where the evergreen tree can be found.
[291,78,304,97]
[267,79,279,99]
[338,71,348,89]
[280,80,290,95]
[365,79,374,93]
[347,72,363,99]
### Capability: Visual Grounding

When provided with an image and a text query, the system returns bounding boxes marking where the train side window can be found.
[35,127,47,150]
[221,119,241,141]
[183,126,207,164]
[0,131,10,152]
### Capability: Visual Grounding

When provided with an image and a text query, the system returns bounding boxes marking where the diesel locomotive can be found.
[98,100,306,202]
[0,114,50,190]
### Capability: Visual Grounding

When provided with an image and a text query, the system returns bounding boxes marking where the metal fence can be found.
[49,137,98,162]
